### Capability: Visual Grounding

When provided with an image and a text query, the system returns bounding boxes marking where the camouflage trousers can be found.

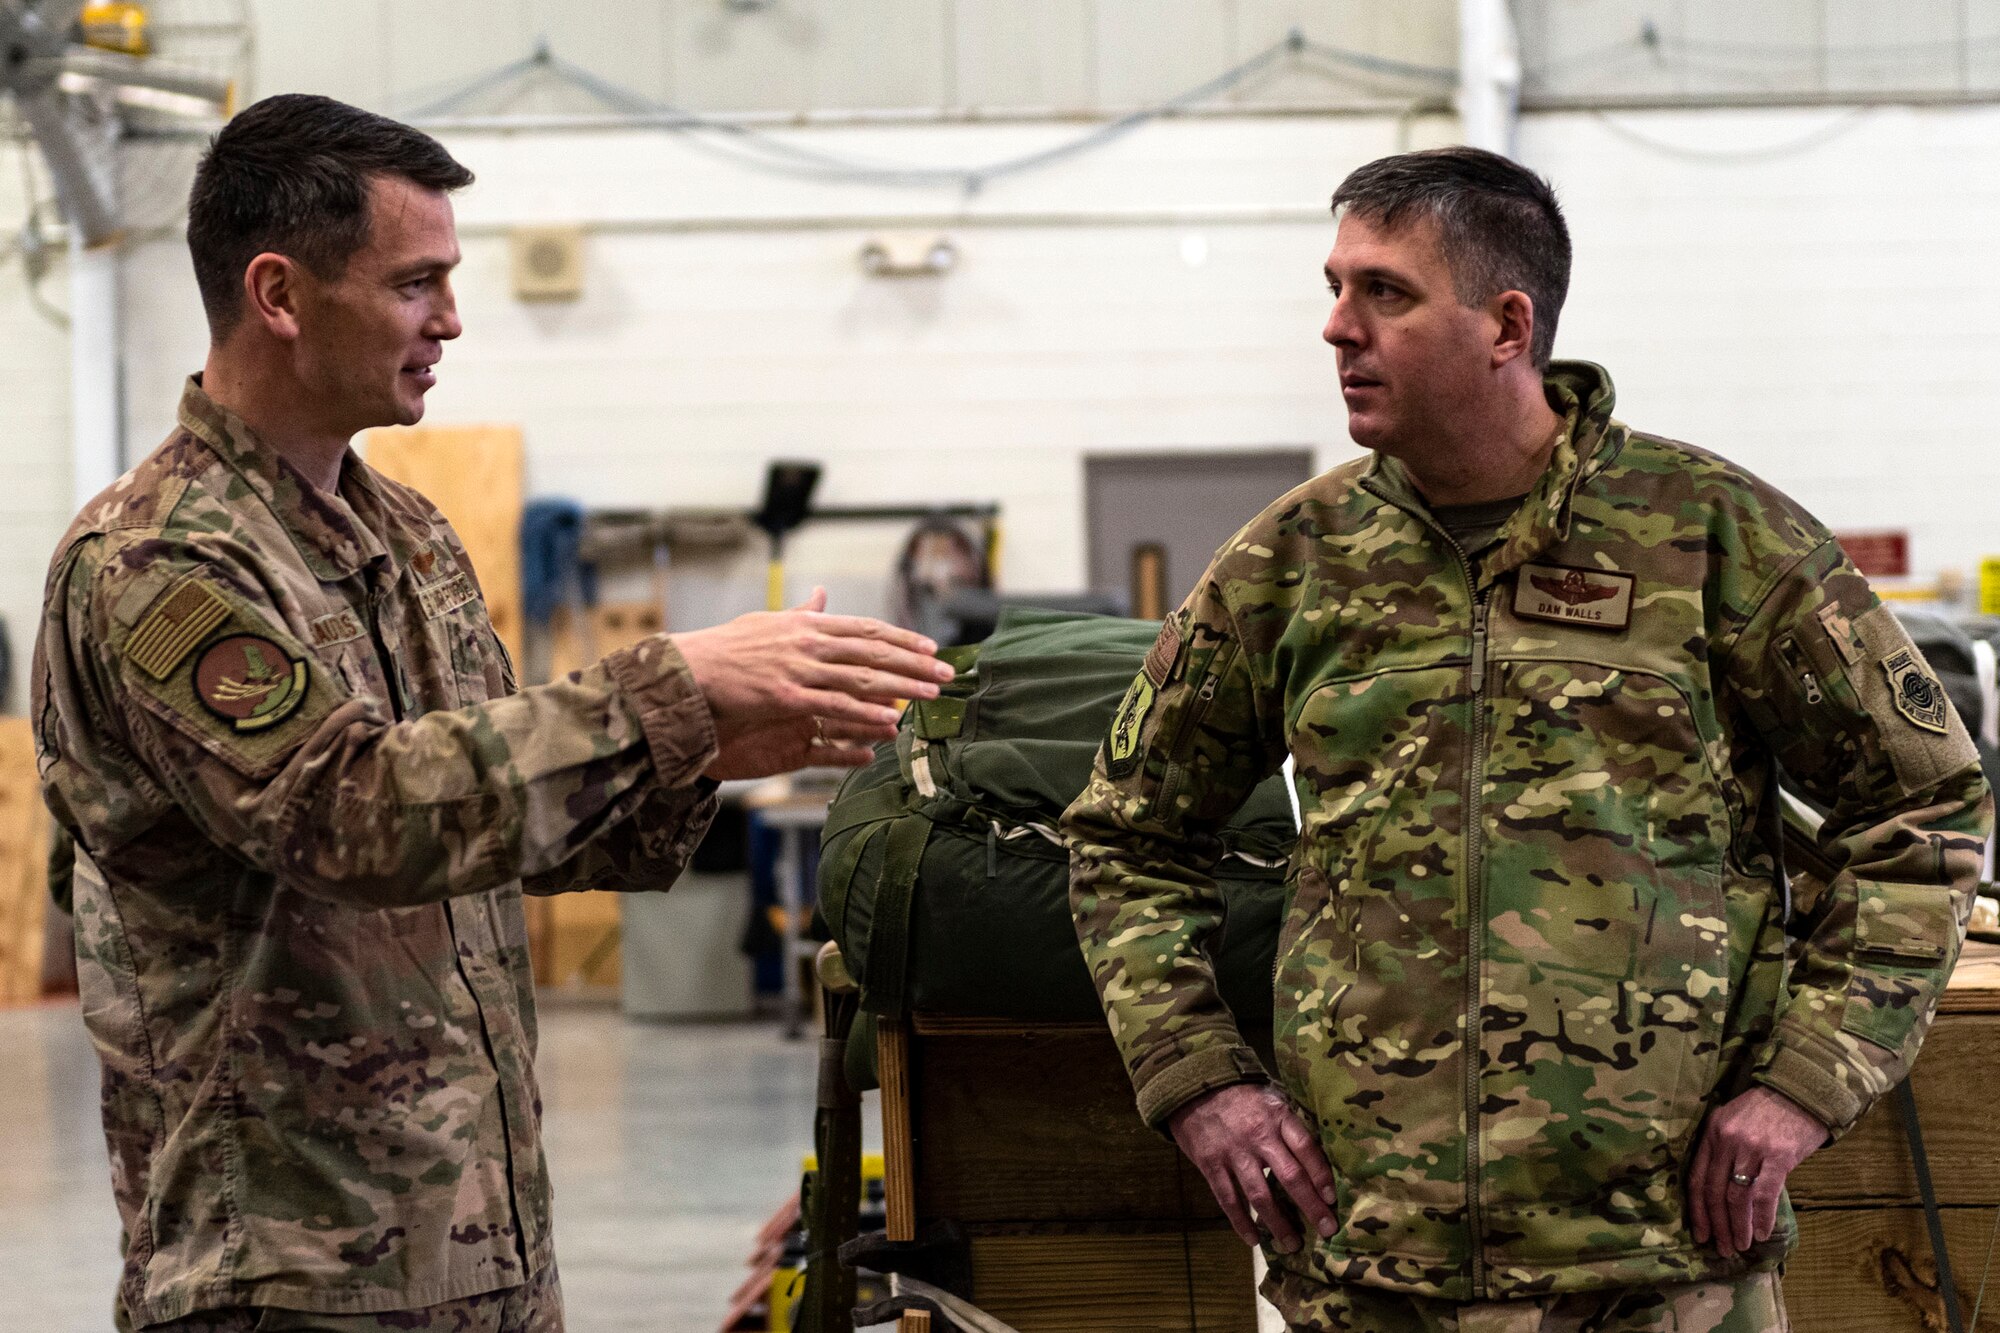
[129,1262,562,1333]
[1269,1268,1787,1333]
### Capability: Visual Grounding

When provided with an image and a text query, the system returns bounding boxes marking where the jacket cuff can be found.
[1133,1042,1268,1128]
[604,636,718,787]
[1754,1037,1867,1141]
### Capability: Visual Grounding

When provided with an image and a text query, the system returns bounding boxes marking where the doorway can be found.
[1085,450,1316,618]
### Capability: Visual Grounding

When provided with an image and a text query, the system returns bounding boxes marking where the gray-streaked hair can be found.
[1330,146,1571,368]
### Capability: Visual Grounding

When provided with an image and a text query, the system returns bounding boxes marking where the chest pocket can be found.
[412,557,509,707]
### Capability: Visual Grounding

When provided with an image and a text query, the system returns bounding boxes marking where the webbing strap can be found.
[1898,1077,1966,1333]
[865,812,934,1017]
[819,821,886,943]
[820,784,910,843]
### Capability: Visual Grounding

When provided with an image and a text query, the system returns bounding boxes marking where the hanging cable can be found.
[403,31,1455,195]
[1586,106,1873,163]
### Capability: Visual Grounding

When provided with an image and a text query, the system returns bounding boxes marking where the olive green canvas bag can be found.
[816,607,1297,1028]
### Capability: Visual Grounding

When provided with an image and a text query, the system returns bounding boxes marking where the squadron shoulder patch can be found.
[1881,647,1950,733]
[194,634,310,732]
[1512,563,1635,632]
[1106,675,1156,778]
[125,579,232,680]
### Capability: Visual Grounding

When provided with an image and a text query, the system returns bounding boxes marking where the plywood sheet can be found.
[0,718,49,1006]
[363,424,525,666]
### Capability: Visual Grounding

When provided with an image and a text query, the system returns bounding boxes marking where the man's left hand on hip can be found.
[1688,1085,1831,1257]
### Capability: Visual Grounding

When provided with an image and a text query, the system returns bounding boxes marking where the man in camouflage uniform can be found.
[1065,147,1992,1331]
[33,96,953,1332]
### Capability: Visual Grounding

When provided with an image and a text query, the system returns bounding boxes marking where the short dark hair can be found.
[1330,146,1570,368]
[187,94,473,337]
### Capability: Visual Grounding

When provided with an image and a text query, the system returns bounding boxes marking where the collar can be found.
[1360,360,1627,587]
[176,375,390,582]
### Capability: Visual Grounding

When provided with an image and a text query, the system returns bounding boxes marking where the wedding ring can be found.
[1729,1172,1755,1187]
[811,717,828,747]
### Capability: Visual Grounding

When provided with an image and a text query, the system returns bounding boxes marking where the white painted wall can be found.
[110,98,2000,647]
[1522,102,2000,582]
[0,162,81,716]
[120,112,1458,631]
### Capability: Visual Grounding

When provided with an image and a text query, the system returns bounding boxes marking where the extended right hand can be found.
[1167,1082,1339,1255]
[671,588,954,750]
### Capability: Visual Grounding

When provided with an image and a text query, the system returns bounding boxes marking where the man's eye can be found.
[1371,281,1398,298]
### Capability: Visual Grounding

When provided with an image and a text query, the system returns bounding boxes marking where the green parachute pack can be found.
[816,606,1299,1032]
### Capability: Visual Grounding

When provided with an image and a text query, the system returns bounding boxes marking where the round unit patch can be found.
[194,634,309,732]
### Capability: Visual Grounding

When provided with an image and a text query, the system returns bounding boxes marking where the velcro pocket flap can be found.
[1854,880,1953,962]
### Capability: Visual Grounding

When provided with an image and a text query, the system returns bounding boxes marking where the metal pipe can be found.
[1457,0,1521,155]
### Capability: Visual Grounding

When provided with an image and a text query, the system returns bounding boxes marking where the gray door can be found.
[1086,451,1316,618]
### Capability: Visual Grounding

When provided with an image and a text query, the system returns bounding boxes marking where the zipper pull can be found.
[1801,670,1823,705]
[1470,599,1491,678]
[1197,675,1220,704]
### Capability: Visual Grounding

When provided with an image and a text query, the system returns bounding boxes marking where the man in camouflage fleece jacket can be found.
[34,96,952,1332]
[1065,147,1991,1331]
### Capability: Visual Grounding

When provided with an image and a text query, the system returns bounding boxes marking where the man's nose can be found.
[432,279,463,341]
[1323,295,1361,349]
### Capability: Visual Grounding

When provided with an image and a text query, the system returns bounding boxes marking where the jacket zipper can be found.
[1410,515,1493,1296]
[1462,573,1492,1299]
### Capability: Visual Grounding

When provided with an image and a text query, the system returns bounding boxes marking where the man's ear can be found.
[242,252,305,342]
[1490,289,1537,370]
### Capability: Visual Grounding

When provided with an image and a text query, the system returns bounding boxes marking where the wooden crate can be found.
[878,1016,1257,1333]
[1788,942,2000,1331]
[877,947,2000,1332]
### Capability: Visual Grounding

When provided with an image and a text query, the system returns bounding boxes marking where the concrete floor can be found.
[0,998,861,1332]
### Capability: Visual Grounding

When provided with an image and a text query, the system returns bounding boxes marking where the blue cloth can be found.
[519,497,595,624]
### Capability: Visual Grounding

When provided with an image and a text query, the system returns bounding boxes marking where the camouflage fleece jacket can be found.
[33,379,719,1325]
[1065,362,1992,1306]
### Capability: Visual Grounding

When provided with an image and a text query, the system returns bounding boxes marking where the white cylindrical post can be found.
[1458,0,1522,157]
[69,233,124,507]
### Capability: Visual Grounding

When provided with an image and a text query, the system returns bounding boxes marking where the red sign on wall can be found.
[1834,531,1910,579]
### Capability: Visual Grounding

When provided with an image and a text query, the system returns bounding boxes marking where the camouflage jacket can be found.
[1065,362,1992,1305]
[32,379,720,1325]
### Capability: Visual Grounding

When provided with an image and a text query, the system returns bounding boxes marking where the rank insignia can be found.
[194,634,310,732]
[1513,563,1635,631]
[1881,647,1950,733]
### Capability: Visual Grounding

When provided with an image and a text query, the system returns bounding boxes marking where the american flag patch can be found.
[125,579,232,679]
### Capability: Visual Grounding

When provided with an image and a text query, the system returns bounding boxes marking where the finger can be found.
[801,661,943,703]
[1275,1115,1339,1230]
[798,691,905,731]
[1264,1143,1336,1241]
[809,744,876,769]
[1687,1127,1714,1246]
[1729,1161,1757,1255]
[814,635,956,684]
[1239,1162,1302,1255]
[816,718,895,743]
[1750,1172,1784,1244]
[791,588,829,614]
[809,614,943,658]
[1199,1166,1260,1248]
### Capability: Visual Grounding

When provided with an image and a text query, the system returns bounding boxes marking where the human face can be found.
[291,174,462,438]
[1321,210,1498,458]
